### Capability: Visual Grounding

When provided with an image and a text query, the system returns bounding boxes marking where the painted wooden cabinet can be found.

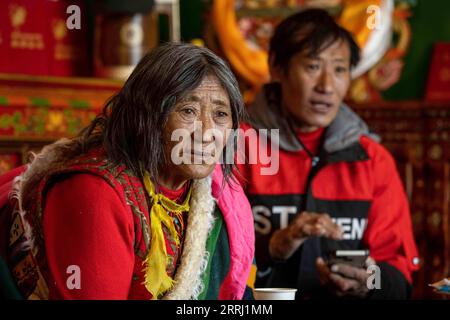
[0,74,122,172]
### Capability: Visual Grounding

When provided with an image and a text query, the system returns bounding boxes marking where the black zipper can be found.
[286,118,327,212]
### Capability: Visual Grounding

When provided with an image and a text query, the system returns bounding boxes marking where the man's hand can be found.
[316,256,376,298]
[288,212,343,240]
[269,212,342,260]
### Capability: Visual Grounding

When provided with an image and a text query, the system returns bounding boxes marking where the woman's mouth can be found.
[187,149,214,158]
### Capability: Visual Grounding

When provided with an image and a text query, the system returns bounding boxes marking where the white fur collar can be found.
[11,138,78,253]
[163,176,215,300]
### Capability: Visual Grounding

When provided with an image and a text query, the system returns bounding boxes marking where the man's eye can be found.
[307,64,320,71]
[336,66,348,73]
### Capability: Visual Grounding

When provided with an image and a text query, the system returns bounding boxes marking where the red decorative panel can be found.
[426,43,450,102]
[0,152,20,175]
[0,0,89,77]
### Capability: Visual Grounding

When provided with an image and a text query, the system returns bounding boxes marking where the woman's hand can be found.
[269,212,343,260]
[316,256,377,298]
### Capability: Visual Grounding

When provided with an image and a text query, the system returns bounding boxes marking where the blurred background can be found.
[0,0,449,299]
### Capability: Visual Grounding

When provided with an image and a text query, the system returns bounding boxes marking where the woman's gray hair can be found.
[80,42,245,182]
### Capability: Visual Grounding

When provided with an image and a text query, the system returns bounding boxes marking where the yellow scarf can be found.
[142,172,192,299]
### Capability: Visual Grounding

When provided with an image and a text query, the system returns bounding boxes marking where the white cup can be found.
[253,288,298,300]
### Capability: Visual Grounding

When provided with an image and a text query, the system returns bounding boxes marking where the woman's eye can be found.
[217,111,229,117]
[181,108,195,115]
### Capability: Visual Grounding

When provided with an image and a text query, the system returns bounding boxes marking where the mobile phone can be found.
[327,250,369,268]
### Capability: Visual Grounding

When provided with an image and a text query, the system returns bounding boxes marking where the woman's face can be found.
[272,40,352,132]
[161,75,233,188]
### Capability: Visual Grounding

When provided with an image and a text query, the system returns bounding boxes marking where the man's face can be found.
[272,40,352,132]
[162,75,233,184]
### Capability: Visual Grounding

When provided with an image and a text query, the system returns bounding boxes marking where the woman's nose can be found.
[193,116,216,143]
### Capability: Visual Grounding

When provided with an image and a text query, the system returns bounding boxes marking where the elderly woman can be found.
[1,43,254,300]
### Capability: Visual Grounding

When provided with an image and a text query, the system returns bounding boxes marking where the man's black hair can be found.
[269,8,361,71]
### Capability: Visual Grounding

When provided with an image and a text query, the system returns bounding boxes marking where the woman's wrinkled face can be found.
[272,40,352,132]
[162,75,233,185]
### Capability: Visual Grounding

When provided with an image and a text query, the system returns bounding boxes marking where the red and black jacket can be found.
[237,83,419,299]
